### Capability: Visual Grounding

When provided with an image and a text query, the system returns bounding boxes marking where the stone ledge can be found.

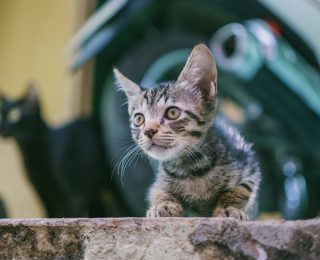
[0,218,319,259]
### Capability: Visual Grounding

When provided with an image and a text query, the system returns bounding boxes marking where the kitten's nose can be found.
[144,128,158,139]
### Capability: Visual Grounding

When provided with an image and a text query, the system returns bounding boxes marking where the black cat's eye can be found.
[8,108,22,123]
[133,113,145,127]
[165,106,181,120]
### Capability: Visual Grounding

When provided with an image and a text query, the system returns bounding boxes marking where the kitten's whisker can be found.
[126,147,141,169]
[180,140,203,170]
[154,137,174,140]
[119,146,141,185]
[186,147,202,168]
[184,141,216,177]
[113,144,136,166]
[121,100,129,106]
[179,141,198,167]
[181,137,213,162]
[198,140,217,153]
[188,143,208,160]
[114,144,140,183]
[187,143,210,168]
[122,146,140,172]
[112,143,137,178]
[133,149,144,167]
[111,143,136,163]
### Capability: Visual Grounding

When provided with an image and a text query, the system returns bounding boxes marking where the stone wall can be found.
[0,218,319,259]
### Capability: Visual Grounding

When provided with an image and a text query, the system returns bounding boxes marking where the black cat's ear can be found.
[25,84,39,108]
[113,68,142,98]
[176,44,217,101]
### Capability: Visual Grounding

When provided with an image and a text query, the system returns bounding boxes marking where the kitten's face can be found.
[115,44,217,161]
[0,87,40,139]
[126,83,213,161]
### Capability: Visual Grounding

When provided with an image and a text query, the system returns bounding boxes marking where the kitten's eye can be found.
[133,113,145,127]
[165,107,181,120]
[8,108,21,123]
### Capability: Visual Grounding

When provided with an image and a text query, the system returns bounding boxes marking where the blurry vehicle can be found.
[68,0,320,219]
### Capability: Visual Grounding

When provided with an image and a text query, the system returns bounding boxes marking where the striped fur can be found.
[114,44,261,220]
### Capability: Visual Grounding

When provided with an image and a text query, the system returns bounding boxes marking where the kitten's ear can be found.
[113,68,141,98]
[25,84,39,108]
[176,44,217,100]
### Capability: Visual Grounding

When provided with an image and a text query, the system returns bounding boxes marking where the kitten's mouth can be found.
[144,141,180,161]
[148,143,170,150]
[143,139,178,161]
[148,142,170,150]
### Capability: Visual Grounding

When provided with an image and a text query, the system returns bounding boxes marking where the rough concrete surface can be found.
[0,218,319,259]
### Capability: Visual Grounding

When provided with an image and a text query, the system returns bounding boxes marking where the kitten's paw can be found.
[213,206,248,221]
[146,202,182,217]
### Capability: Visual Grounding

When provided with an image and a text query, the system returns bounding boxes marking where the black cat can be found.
[0,86,126,217]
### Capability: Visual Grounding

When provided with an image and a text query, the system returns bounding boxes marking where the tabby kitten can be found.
[114,44,261,220]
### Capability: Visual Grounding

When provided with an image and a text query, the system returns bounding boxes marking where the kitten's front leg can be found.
[213,185,251,221]
[147,186,182,217]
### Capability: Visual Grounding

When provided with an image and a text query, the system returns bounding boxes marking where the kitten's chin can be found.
[144,143,182,162]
